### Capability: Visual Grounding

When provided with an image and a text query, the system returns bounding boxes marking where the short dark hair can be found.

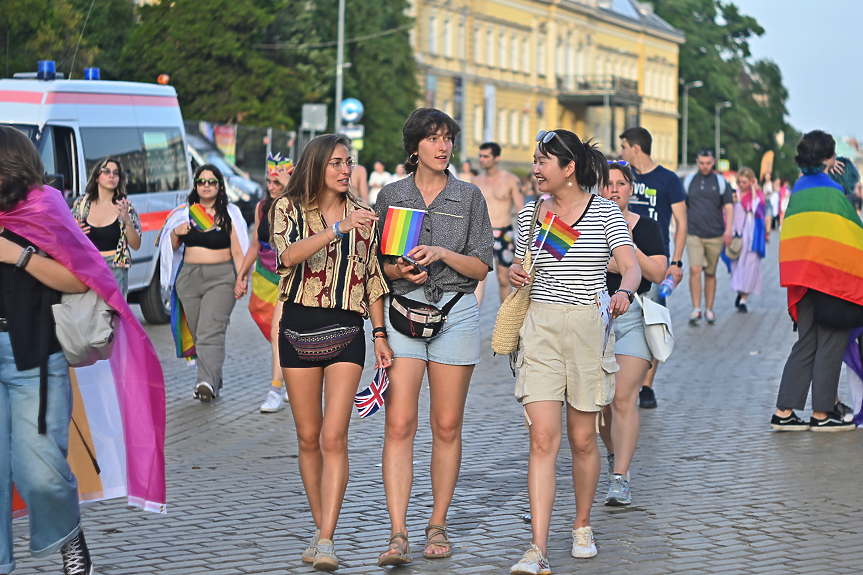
[188,164,232,236]
[85,157,128,203]
[830,156,860,196]
[697,149,715,158]
[0,125,46,211]
[619,127,652,156]
[537,129,608,190]
[402,108,461,174]
[795,130,835,170]
[479,142,501,157]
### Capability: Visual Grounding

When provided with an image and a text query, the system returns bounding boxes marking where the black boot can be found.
[60,530,94,575]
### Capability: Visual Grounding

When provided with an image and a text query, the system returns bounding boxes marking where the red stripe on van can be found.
[0,91,43,104]
[141,210,173,233]
[44,93,179,107]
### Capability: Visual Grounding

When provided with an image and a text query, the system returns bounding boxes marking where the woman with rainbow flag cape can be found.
[0,126,166,575]
[157,164,249,403]
[772,130,859,432]
[235,152,292,413]
[729,167,766,313]
[507,129,640,575]
[271,134,392,571]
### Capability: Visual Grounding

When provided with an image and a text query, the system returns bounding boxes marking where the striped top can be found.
[515,196,632,306]
[271,195,388,318]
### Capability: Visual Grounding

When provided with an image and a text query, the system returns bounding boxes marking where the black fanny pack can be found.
[389,292,465,339]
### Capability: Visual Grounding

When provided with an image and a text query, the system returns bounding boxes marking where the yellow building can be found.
[409,0,684,172]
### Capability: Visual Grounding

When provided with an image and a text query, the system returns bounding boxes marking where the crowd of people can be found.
[6,102,863,575]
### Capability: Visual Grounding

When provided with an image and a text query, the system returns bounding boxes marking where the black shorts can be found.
[278,302,366,369]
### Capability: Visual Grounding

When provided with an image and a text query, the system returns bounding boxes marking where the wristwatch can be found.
[670,260,683,268]
[616,289,634,303]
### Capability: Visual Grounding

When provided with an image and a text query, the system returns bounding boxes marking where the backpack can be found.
[683,172,727,196]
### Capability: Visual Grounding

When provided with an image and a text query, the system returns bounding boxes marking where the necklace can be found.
[552,192,589,221]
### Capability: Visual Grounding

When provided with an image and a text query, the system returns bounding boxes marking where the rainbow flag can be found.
[534,211,580,260]
[779,173,863,321]
[170,270,196,358]
[249,257,280,340]
[381,206,425,255]
[189,203,218,231]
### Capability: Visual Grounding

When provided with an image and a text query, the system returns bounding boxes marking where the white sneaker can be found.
[260,390,285,413]
[510,543,551,575]
[571,526,597,558]
[194,382,214,402]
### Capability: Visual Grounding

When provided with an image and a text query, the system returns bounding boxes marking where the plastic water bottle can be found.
[658,275,676,298]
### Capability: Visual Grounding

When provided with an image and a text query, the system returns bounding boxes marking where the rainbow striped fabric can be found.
[170,272,196,359]
[249,256,280,340]
[534,211,581,260]
[381,206,425,255]
[779,173,863,320]
[189,203,218,231]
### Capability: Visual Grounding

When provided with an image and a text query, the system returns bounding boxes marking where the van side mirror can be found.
[46,173,65,192]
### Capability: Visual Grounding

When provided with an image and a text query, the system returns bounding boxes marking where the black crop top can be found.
[183,227,232,250]
[87,220,121,252]
[257,199,272,244]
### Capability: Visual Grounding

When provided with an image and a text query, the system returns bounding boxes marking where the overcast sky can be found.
[736,0,863,138]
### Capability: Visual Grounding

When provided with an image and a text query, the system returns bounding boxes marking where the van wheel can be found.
[140,265,171,324]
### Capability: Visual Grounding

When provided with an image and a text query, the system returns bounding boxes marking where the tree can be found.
[68,0,136,80]
[649,0,795,178]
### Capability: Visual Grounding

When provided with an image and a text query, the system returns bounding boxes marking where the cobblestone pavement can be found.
[11,242,863,574]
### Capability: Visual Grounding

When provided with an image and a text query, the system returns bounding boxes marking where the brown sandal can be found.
[377,532,412,566]
[423,524,452,559]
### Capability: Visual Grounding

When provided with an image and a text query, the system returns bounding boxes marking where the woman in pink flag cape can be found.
[0,126,166,575]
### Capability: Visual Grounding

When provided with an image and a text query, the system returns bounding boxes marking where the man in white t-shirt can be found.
[367,161,391,208]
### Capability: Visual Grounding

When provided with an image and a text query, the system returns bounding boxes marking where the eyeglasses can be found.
[329,158,355,171]
[536,130,576,161]
[608,160,629,166]
[195,178,219,187]
[101,168,120,177]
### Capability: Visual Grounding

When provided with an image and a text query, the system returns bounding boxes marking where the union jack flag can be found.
[354,368,389,418]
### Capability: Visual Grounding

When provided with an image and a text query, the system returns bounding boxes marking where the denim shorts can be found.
[384,291,481,366]
[612,297,653,363]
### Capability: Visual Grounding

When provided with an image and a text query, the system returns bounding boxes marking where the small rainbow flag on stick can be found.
[381,206,426,255]
[533,211,580,261]
[189,203,218,231]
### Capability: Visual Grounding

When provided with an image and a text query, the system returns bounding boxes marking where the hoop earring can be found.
[409,153,419,165]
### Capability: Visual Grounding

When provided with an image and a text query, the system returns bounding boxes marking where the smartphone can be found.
[401,255,427,274]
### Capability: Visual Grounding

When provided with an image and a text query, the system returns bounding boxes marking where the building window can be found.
[510,110,519,145]
[522,111,530,146]
[537,37,545,76]
[474,27,482,64]
[522,37,530,73]
[487,30,495,68]
[500,34,508,69]
[473,106,484,143]
[556,38,565,76]
[429,16,438,55]
[444,20,453,58]
[498,108,508,144]
[458,22,466,60]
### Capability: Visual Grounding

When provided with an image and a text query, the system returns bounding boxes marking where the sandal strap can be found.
[424,524,451,546]
[387,532,410,554]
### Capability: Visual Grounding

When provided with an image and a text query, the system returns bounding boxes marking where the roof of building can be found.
[595,0,685,43]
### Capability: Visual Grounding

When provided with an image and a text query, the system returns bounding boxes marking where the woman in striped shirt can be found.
[508,130,641,575]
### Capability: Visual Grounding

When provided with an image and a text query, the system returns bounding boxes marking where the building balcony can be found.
[556,75,642,108]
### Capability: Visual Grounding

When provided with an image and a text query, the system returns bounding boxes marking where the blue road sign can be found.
[340,98,364,124]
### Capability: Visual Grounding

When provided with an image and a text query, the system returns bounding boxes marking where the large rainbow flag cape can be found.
[779,173,863,322]
[4,186,166,516]
[534,211,580,261]
[249,255,280,340]
[381,206,425,256]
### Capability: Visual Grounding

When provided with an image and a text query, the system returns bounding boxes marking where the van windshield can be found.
[0,123,39,143]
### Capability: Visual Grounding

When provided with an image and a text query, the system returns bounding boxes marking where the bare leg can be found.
[609,355,651,476]
[283,367,325,529]
[379,358,426,559]
[425,362,474,555]
[597,405,613,453]
[525,401,563,557]
[704,273,717,310]
[566,407,601,529]
[497,264,512,304]
[689,267,703,309]
[642,359,659,389]
[269,299,285,383]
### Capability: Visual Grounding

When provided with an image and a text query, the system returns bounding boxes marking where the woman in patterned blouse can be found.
[270,134,393,572]
[72,158,141,296]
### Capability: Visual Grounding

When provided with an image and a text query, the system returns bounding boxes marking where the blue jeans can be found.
[0,333,80,573]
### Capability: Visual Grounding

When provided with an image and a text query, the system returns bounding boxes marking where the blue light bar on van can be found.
[84,67,100,80]
[37,60,56,80]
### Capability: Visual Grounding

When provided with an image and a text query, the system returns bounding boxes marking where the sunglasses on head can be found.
[195,178,219,187]
[535,130,576,161]
[608,160,629,166]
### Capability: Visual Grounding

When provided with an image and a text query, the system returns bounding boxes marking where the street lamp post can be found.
[681,80,703,167]
[715,101,732,165]
[334,0,346,134]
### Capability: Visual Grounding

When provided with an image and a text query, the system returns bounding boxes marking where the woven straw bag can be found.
[491,202,542,355]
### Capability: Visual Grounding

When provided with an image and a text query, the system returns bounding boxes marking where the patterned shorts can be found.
[492,225,515,267]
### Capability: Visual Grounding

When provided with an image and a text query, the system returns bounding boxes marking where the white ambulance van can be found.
[0,70,191,324]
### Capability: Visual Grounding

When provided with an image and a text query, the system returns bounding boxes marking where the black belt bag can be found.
[389,292,465,339]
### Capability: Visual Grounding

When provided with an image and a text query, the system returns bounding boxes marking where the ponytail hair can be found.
[537,129,608,190]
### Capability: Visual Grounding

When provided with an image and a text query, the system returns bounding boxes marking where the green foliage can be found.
[649,0,797,180]
[68,0,136,80]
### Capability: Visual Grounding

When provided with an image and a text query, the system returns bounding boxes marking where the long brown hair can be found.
[84,157,128,203]
[280,134,355,208]
[0,125,46,210]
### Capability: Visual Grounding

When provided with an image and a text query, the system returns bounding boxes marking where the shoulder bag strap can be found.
[440,292,465,316]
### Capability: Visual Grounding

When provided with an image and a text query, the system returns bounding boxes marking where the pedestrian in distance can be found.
[235,153,292,413]
[270,134,393,571]
[157,164,249,402]
[618,127,687,409]
[72,157,142,297]
[597,161,667,507]
[729,167,765,313]
[771,130,858,432]
[458,160,475,183]
[0,125,100,575]
[762,171,774,240]
[474,141,525,309]
[508,129,640,575]
[375,108,493,567]
[367,160,391,208]
[350,159,369,205]
[682,149,734,325]
[392,163,407,181]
